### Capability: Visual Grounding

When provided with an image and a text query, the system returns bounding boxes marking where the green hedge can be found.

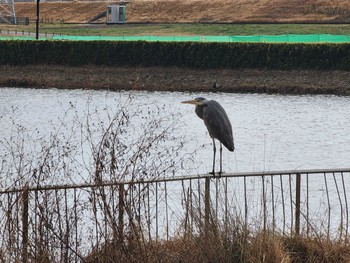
[1,40,350,70]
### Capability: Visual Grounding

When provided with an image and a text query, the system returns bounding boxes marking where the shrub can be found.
[1,40,350,70]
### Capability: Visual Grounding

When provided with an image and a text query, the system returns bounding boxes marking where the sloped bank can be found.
[1,65,350,96]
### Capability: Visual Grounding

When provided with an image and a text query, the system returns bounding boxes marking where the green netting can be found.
[51,34,350,43]
[229,34,350,43]
[1,34,350,43]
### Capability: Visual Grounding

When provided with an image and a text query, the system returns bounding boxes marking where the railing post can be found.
[22,187,29,263]
[204,177,210,234]
[295,173,301,236]
[118,184,124,241]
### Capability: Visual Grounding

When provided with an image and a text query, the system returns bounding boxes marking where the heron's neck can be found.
[195,105,205,119]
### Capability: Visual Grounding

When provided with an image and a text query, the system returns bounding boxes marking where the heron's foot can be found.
[209,171,223,178]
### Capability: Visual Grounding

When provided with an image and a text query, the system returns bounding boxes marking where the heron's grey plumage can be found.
[195,99,234,152]
[181,97,234,176]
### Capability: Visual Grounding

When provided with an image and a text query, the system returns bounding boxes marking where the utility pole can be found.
[36,0,40,39]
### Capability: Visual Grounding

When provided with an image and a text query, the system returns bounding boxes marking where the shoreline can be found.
[1,65,350,96]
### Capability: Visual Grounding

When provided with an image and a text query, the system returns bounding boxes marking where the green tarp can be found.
[1,34,350,43]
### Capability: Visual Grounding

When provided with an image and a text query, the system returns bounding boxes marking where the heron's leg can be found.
[219,143,223,176]
[210,138,216,176]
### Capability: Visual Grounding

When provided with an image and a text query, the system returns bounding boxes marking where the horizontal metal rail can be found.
[1,167,350,194]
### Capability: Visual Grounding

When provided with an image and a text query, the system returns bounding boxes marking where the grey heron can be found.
[181,97,234,177]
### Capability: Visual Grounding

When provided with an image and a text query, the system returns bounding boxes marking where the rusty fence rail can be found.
[0,168,349,262]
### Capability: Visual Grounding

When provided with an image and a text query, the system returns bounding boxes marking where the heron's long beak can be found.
[181,99,198,105]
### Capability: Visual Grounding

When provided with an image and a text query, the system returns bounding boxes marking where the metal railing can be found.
[0,168,349,262]
[0,16,29,25]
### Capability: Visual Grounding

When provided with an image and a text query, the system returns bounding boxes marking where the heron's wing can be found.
[203,100,234,151]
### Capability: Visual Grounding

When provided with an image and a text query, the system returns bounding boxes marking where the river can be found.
[1,87,350,179]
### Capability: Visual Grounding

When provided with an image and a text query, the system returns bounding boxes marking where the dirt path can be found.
[1,65,350,96]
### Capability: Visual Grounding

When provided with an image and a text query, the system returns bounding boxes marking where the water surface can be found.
[1,87,350,178]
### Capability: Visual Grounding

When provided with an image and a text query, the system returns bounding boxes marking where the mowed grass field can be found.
[1,23,350,36]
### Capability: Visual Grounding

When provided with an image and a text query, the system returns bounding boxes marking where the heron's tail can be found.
[224,140,234,152]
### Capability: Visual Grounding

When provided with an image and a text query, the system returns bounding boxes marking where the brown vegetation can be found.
[14,0,350,24]
[84,221,350,263]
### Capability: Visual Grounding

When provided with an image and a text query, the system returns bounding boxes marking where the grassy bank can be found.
[2,23,350,37]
